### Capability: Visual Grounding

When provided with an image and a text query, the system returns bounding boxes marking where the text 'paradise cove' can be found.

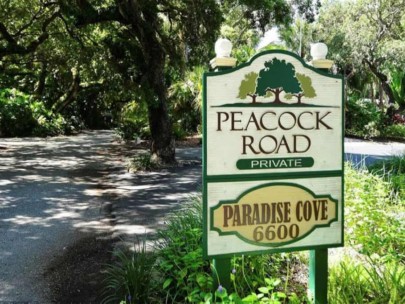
[211,184,337,246]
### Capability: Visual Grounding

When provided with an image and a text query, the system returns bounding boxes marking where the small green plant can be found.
[102,238,156,304]
[329,258,405,304]
[368,155,405,199]
[128,153,161,172]
[154,196,213,303]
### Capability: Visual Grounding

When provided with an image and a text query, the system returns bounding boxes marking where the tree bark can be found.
[121,0,175,164]
[53,66,81,113]
[364,59,396,105]
[34,62,47,98]
[145,58,175,164]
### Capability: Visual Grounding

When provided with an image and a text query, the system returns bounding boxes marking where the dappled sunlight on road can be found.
[0,130,203,301]
[0,130,124,302]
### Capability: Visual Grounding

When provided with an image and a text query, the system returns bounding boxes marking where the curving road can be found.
[0,131,202,302]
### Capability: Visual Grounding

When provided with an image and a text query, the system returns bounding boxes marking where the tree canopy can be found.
[315,0,405,109]
[256,58,302,103]
[1,0,297,163]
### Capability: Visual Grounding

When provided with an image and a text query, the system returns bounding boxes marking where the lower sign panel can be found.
[205,176,343,258]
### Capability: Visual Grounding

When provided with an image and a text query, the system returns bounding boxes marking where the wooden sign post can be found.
[203,50,344,303]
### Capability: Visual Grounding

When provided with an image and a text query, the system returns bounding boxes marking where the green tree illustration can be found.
[285,73,317,104]
[237,72,259,103]
[256,58,302,104]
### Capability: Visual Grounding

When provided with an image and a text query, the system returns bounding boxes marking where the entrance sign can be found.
[203,50,344,258]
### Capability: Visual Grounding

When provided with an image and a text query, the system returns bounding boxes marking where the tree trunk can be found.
[272,88,283,104]
[145,59,175,164]
[34,62,47,98]
[248,94,257,103]
[297,94,302,104]
[364,59,395,105]
[53,66,81,113]
[148,101,175,164]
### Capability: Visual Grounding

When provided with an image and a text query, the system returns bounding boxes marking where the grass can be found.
[102,238,156,304]
[329,258,405,304]
[368,155,405,199]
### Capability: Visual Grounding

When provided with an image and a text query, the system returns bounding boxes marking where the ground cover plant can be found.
[103,163,405,303]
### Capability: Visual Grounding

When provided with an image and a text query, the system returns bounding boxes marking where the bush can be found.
[345,164,404,262]
[154,196,213,303]
[0,88,73,137]
[381,124,405,139]
[0,88,37,136]
[345,97,384,138]
[116,101,150,141]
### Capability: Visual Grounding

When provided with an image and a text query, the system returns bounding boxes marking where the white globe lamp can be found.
[310,42,333,70]
[215,38,233,58]
[210,38,237,70]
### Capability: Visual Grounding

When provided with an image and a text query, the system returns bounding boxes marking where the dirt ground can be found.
[44,234,116,303]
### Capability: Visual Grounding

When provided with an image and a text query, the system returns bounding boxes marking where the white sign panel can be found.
[203,51,344,258]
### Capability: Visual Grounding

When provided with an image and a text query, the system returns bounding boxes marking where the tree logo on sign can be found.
[235,57,317,106]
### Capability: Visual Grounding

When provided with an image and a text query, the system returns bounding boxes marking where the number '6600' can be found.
[253,224,299,241]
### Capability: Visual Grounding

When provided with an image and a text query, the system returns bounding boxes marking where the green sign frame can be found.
[203,50,344,259]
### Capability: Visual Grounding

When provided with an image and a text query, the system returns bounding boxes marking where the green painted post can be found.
[212,258,231,292]
[309,249,328,303]
[308,58,333,304]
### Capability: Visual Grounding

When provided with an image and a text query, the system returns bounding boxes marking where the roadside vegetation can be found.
[102,160,405,304]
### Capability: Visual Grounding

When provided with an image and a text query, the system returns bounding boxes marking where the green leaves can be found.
[0,88,72,137]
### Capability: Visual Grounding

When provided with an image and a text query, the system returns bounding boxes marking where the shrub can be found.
[154,196,213,303]
[381,124,405,139]
[0,88,37,136]
[116,101,150,141]
[345,97,384,138]
[0,88,73,137]
[30,101,72,136]
[345,164,404,262]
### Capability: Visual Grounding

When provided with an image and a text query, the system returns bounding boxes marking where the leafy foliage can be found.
[102,239,156,304]
[154,197,213,303]
[345,97,385,139]
[315,0,405,107]
[0,88,73,137]
[115,101,150,141]
[256,58,302,103]
[391,69,405,108]
[329,258,405,304]
[345,164,404,262]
